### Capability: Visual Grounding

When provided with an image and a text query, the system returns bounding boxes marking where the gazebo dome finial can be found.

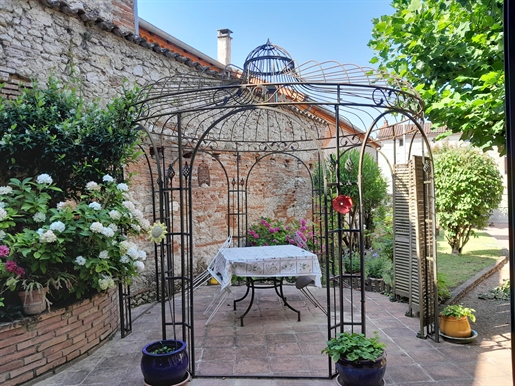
[243,39,296,83]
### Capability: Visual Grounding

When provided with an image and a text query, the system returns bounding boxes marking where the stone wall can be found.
[0,289,119,386]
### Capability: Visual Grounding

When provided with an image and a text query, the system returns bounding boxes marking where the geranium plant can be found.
[0,173,150,300]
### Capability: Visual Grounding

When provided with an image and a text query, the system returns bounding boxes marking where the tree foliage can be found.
[0,78,142,201]
[369,0,505,154]
[433,144,503,254]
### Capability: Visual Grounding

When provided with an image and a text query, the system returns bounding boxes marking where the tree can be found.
[369,0,505,154]
[433,144,503,254]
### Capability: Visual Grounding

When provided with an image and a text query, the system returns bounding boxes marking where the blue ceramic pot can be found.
[335,351,386,386]
[141,339,188,386]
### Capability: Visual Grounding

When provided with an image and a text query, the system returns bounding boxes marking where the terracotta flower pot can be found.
[18,288,48,315]
[439,315,472,338]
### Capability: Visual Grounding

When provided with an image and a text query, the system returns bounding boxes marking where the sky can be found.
[137,0,395,70]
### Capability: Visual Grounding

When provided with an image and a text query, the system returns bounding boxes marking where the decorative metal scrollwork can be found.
[259,141,300,152]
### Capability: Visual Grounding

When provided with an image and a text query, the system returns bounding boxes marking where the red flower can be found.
[332,195,353,214]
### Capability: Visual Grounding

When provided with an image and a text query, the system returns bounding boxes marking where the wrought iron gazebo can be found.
[130,40,438,380]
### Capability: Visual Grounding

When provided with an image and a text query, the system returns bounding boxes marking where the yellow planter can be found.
[439,315,472,338]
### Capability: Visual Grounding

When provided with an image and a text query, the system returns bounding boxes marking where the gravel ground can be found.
[457,261,511,341]
[449,224,511,342]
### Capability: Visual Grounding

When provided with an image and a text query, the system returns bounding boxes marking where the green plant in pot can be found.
[322,331,387,386]
[439,304,476,338]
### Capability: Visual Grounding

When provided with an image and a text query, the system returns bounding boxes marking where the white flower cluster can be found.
[75,255,86,266]
[39,229,57,243]
[50,221,65,232]
[88,202,102,211]
[90,222,104,233]
[33,212,46,223]
[0,186,13,195]
[98,275,115,290]
[85,181,101,191]
[116,183,129,192]
[36,174,53,184]
[122,201,150,231]
[0,207,6,221]
[109,210,121,220]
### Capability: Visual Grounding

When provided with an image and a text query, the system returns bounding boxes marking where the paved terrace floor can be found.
[27,225,512,386]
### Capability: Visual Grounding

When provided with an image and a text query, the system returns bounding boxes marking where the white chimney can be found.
[217,29,233,66]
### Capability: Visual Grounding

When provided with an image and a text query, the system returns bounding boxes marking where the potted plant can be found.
[322,331,387,386]
[141,339,189,386]
[439,304,476,338]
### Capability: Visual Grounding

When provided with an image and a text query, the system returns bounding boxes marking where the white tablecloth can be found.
[209,244,322,291]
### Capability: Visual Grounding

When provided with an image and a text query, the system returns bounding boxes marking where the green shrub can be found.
[0,78,142,201]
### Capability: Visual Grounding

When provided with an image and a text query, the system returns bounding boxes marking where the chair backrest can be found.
[293,231,308,250]
[207,235,232,285]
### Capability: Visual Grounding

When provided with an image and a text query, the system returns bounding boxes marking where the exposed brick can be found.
[9,357,46,378]
[79,337,101,355]
[35,355,67,376]
[44,349,64,364]
[38,333,68,352]
[23,351,44,365]
[2,371,34,386]
[18,331,54,351]
[65,348,81,362]
[0,358,24,374]
[41,339,73,357]
[34,319,68,335]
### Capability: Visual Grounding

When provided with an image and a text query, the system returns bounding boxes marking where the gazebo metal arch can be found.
[131,40,436,380]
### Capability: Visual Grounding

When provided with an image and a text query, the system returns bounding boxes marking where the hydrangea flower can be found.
[0,186,13,195]
[99,250,109,259]
[0,245,10,257]
[109,210,121,220]
[90,222,104,233]
[116,183,129,192]
[101,227,115,238]
[98,276,115,290]
[33,212,46,222]
[102,175,114,183]
[75,256,86,266]
[36,174,53,184]
[120,255,130,264]
[85,181,100,191]
[0,208,7,221]
[127,247,139,259]
[89,202,102,211]
[50,221,65,232]
[133,261,145,272]
[39,230,57,243]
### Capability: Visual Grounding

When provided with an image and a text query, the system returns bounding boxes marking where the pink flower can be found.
[261,219,271,228]
[0,245,9,257]
[15,267,25,276]
[300,219,306,226]
[5,260,17,273]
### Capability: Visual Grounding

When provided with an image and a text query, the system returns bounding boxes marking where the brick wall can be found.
[0,289,119,386]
